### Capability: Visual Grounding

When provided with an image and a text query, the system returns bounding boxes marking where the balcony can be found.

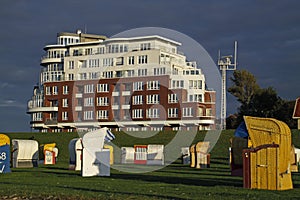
[112,92,119,96]
[75,106,82,111]
[122,105,130,109]
[76,93,83,98]
[45,119,58,125]
[122,91,131,96]
[41,56,62,64]
[27,106,58,113]
[112,105,119,110]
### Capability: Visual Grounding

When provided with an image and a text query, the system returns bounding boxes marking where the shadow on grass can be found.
[55,185,188,200]
[111,166,243,188]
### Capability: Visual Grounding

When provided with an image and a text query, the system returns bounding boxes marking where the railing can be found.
[45,119,58,125]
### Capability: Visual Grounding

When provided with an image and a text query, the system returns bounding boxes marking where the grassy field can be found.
[1,130,300,200]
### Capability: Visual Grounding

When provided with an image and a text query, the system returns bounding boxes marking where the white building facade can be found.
[27,31,216,132]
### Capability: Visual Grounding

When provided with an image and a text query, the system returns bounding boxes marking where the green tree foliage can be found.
[228,70,296,129]
[228,70,260,106]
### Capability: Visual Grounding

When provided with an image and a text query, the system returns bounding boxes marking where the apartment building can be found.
[27,30,216,132]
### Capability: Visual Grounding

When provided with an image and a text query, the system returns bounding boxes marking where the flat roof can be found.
[104,35,181,46]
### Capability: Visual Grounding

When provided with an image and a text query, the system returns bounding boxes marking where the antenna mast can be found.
[218,41,238,130]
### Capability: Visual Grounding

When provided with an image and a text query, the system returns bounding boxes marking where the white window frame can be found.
[168,93,178,103]
[133,81,143,91]
[52,86,58,95]
[84,84,94,94]
[84,97,94,107]
[84,110,94,120]
[62,112,68,120]
[62,98,68,107]
[128,56,134,65]
[138,55,148,64]
[154,67,166,75]
[63,85,69,95]
[147,108,160,118]
[189,80,202,89]
[171,80,184,89]
[132,95,143,105]
[189,94,203,102]
[97,97,109,106]
[147,81,160,90]
[147,94,159,104]
[137,69,147,76]
[97,110,108,119]
[68,73,74,81]
[97,84,109,92]
[45,86,51,95]
[183,107,193,117]
[168,108,178,118]
[68,61,74,69]
[132,109,143,119]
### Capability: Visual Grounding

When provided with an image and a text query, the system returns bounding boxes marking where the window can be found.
[97,84,109,92]
[189,80,202,89]
[116,57,124,65]
[133,82,143,91]
[168,108,178,118]
[147,81,160,90]
[103,58,113,66]
[88,59,100,68]
[32,112,42,121]
[206,108,212,116]
[85,48,93,55]
[147,94,159,104]
[132,95,143,105]
[103,71,113,78]
[84,97,94,107]
[68,73,74,81]
[84,110,94,120]
[62,112,68,120]
[147,108,159,118]
[128,56,134,65]
[89,72,99,79]
[154,67,166,75]
[52,86,58,95]
[62,99,68,107]
[97,47,105,54]
[81,60,87,68]
[160,54,170,63]
[132,109,143,119]
[63,85,69,95]
[171,80,184,89]
[116,71,125,78]
[79,73,87,80]
[138,69,147,76]
[168,93,178,103]
[84,84,94,93]
[127,70,134,77]
[140,43,150,50]
[138,55,148,64]
[183,107,193,117]
[189,94,203,102]
[97,97,109,106]
[68,61,74,69]
[97,110,108,119]
[45,86,51,95]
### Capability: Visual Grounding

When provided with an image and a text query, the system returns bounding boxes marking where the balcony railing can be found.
[45,119,58,125]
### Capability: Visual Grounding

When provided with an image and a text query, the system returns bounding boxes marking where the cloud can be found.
[0,99,26,108]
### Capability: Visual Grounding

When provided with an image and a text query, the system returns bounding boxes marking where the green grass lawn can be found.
[1,130,299,200]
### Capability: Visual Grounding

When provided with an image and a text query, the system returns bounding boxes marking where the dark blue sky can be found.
[0,0,299,132]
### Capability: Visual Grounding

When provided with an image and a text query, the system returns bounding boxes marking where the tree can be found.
[245,87,282,118]
[228,70,260,106]
[227,70,296,128]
